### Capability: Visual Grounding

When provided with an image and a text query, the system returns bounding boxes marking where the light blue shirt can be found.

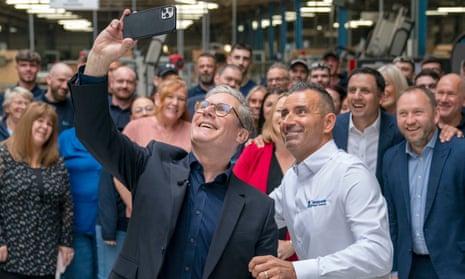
[406,128,438,255]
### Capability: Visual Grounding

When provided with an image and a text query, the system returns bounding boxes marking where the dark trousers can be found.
[0,269,54,279]
[409,253,439,279]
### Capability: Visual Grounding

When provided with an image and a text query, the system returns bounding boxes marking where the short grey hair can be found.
[3,86,34,116]
[206,85,255,135]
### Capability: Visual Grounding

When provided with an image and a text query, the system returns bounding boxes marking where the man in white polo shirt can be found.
[249,82,392,279]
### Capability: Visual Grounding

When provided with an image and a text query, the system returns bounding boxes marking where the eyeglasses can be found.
[393,56,415,66]
[195,100,245,128]
[310,62,330,70]
[132,105,155,114]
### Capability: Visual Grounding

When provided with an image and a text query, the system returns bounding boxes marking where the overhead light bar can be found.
[37,12,79,19]
[307,0,332,6]
[175,0,197,4]
[301,7,331,13]
[437,7,465,13]
[6,0,49,4]
[426,10,448,16]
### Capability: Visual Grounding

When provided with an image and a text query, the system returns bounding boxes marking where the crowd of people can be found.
[1,10,465,279]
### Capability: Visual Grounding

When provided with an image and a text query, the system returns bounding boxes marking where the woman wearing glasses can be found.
[130,96,155,119]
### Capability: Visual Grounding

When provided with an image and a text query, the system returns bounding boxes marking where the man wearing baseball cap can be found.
[288,59,309,89]
[151,63,179,97]
[322,51,348,89]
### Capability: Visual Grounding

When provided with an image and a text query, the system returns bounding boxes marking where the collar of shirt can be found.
[292,140,339,178]
[188,152,232,186]
[405,128,438,157]
[348,109,381,134]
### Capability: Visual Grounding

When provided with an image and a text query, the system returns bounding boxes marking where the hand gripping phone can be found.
[123,6,177,39]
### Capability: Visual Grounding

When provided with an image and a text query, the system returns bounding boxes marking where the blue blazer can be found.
[333,111,403,191]
[382,134,465,279]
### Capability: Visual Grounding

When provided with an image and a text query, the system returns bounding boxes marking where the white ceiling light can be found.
[301,7,331,13]
[437,7,465,13]
[426,10,448,16]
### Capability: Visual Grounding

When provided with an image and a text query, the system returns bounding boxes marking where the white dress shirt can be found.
[347,111,381,175]
[270,140,392,278]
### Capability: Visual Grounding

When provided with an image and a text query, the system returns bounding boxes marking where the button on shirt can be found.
[270,140,392,278]
[406,128,437,255]
[347,111,381,174]
[160,153,229,279]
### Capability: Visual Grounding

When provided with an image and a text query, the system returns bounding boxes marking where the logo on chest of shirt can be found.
[307,199,327,208]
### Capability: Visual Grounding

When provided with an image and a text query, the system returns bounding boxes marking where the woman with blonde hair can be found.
[245,85,266,130]
[234,94,296,261]
[123,77,191,150]
[0,86,34,140]
[0,101,74,278]
[378,64,409,114]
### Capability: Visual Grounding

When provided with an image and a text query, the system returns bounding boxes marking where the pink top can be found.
[123,116,191,152]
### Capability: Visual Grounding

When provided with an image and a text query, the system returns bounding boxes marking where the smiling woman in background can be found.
[0,102,73,279]
[245,85,266,131]
[0,87,33,141]
[123,78,191,150]
[378,64,408,115]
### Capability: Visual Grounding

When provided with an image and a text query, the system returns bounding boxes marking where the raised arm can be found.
[84,9,137,77]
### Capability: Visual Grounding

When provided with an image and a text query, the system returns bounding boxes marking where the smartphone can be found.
[123,6,176,39]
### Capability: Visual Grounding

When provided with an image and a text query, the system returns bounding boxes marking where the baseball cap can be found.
[157,63,178,77]
[322,51,339,60]
[289,59,309,72]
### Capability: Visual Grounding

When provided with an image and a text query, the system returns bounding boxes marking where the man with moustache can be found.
[383,86,465,278]
[333,67,403,191]
[249,82,392,279]
[35,62,74,132]
[188,53,216,98]
[227,43,256,96]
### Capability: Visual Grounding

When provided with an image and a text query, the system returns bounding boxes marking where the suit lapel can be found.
[153,160,189,243]
[378,113,394,157]
[335,113,350,150]
[398,147,412,224]
[202,175,245,278]
[424,141,449,221]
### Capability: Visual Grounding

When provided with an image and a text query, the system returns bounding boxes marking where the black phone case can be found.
[123,6,176,39]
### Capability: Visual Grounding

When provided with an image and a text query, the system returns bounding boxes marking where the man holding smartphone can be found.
[69,9,278,279]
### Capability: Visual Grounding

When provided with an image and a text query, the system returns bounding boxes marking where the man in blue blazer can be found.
[383,86,465,278]
[69,11,278,279]
[333,67,403,191]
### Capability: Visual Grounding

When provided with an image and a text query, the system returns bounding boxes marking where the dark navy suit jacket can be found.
[333,111,404,191]
[70,78,278,279]
[382,133,465,279]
